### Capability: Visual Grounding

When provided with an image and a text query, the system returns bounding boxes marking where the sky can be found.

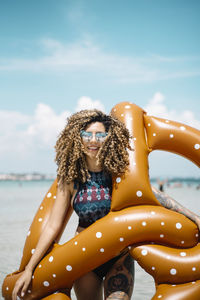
[0,0,200,178]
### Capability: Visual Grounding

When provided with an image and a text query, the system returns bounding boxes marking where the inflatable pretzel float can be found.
[2,102,200,300]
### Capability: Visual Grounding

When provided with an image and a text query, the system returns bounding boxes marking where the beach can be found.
[0,179,200,299]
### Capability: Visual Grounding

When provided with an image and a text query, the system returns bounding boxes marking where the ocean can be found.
[0,180,200,300]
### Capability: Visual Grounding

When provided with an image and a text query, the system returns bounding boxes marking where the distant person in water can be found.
[196,183,200,190]
[157,179,167,192]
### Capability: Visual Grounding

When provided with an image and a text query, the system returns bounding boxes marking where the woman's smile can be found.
[87,145,99,151]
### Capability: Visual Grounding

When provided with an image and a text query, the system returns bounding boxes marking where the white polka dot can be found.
[136,190,142,197]
[49,256,54,262]
[100,248,104,252]
[192,267,196,271]
[32,275,34,279]
[161,222,165,226]
[142,221,147,226]
[128,226,132,230]
[160,234,164,238]
[28,290,31,294]
[119,237,124,242]
[172,285,176,287]
[31,249,35,254]
[27,230,31,236]
[96,232,102,238]
[82,247,86,251]
[121,114,124,117]
[74,241,78,245]
[43,281,50,287]
[39,264,42,268]
[47,192,52,198]
[196,233,199,237]
[66,265,72,271]
[158,295,162,299]
[116,177,121,183]
[170,268,177,275]
[180,126,185,131]
[151,211,155,215]
[181,240,185,244]
[153,133,156,136]
[53,195,56,199]
[128,246,132,250]
[192,281,196,284]
[114,217,119,221]
[125,105,131,109]
[176,223,182,229]
[52,274,56,278]
[133,137,137,141]
[38,218,43,222]
[141,249,148,256]
[148,123,151,126]
[40,206,43,210]
[180,252,186,257]
[194,144,200,150]
[6,287,9,291]
[152,266,155,270]
[169,134,174,138]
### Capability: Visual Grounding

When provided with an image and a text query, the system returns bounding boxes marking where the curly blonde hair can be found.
[55,109,132,185]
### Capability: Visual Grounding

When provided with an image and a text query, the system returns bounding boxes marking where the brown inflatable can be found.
[2,102,200,300]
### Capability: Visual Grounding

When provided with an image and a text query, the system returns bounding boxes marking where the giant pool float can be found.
[2,102,200,300]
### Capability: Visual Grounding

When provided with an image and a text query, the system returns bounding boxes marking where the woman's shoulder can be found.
[57,180,75,197]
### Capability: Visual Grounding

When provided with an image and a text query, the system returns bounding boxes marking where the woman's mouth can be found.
[87,146,99,151]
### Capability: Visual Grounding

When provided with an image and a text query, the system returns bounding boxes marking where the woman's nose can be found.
[91,133,97,142]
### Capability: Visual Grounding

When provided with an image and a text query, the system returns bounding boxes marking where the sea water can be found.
[0,180,200,299]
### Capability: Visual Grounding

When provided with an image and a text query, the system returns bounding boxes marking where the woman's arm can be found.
[152,186,200,230]
[12,182,73,300]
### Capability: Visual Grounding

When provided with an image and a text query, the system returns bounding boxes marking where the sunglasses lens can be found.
[96,133,108,141]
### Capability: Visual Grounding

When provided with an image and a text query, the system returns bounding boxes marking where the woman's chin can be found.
[84,149,99,159]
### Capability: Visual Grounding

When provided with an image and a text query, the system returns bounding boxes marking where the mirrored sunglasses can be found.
[80,130,108,142]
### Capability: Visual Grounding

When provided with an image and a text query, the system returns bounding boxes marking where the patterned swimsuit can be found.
[73,171,112,228]
[73,171,132,279]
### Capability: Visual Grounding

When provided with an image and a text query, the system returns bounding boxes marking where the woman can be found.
[12,109,200,300]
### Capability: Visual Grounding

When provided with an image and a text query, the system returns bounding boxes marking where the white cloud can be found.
[0,97,106,172]
[26,103,70,146]
[0,38,199,83]
[145,92,200,129]
[0,110,31,154]
[0,104,69,155]
[75,96,105,112]
[0,94,199,175]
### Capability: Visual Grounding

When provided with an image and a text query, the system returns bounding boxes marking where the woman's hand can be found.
[12,268,32,300]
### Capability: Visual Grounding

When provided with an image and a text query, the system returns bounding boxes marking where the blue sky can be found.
[0,0,200,178]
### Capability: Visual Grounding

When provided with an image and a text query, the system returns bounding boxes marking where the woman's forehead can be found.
[85,122,106,132]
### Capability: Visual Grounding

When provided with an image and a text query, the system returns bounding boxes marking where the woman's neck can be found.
[86,157,102,172]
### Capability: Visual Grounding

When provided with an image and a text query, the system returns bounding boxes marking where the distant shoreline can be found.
[0,173,199,183]
[0,173,56,181]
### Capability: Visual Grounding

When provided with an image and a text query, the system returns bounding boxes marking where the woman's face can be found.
[81,122,107,160]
